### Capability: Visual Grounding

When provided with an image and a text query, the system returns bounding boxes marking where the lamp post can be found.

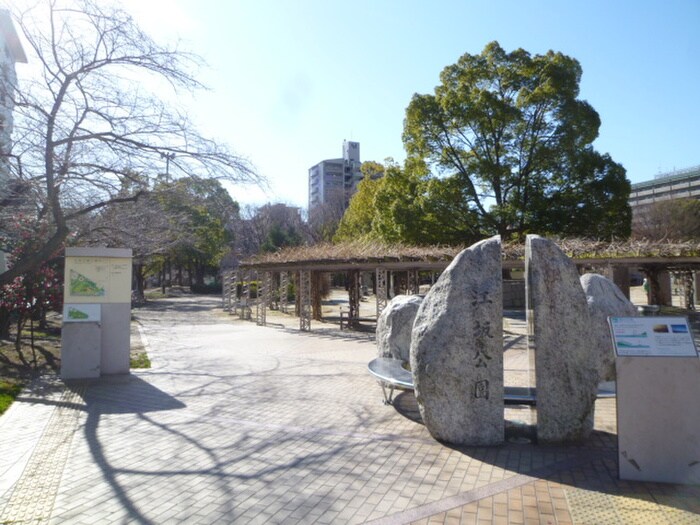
[160,152,175,181]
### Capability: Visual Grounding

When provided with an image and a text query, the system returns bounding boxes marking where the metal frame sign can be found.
[609,316,699,357]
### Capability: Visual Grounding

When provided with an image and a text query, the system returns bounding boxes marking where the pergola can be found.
[223,239,700,331]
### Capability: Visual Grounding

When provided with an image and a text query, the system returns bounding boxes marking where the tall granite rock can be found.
[580,273,638,382]
[410,236,503,446]
[376,294,423,362]
[526,235,598,444]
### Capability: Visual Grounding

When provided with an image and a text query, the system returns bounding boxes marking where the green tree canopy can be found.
[334,161,386,242]
[156,177,239,285]
[402,41,631,241]
[335,159,482,245]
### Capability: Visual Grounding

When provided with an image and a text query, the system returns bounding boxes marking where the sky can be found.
[18,0,700,210]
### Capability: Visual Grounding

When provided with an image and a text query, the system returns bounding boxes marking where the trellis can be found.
[225,239,700,332]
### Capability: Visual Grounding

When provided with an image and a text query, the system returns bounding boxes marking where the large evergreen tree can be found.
[402,41,631,241]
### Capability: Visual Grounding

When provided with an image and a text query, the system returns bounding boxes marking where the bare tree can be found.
[307,190,346,243]
[0,0,260,286]
[231,203,308,260]
[71,190,189,301]
[632,198,700,242]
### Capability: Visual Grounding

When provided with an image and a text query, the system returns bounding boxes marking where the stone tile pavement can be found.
[0,295,698,524]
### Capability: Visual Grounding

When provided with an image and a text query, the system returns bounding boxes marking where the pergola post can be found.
[279,271,289,313]
[230,270,239,314]
[607,265,630,299]
[643,266,672,306]
[256,271,271,326]
[678,270,695,310]
[240,270,251,319]
[376,268,388,318]
[299,270,311,331]
[407,269,419,295]
[222,270,230,310]
[311,271,323,321]
[348,270,361,328]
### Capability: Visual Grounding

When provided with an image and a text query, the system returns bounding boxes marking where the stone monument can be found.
[526,235,598,443]
[580,273,638,382]
[411,236,503,446]
[376,294,423,362]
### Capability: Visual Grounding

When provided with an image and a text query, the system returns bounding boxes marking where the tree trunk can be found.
[133,263,145,302]
[0,308,11,339]
[14,314,25,352]
[195,261,205,286]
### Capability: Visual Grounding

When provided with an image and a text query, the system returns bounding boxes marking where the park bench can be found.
[367,357,615,406]
[339,307,376,330]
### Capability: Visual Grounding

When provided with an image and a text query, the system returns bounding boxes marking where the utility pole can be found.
[160,152,175,181]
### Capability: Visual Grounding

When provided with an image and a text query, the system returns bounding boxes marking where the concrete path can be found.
[0,295,699,524]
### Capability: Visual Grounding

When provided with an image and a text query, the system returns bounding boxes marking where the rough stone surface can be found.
[526,235,598,444]
[376,294,423,361]
[410,236,503,446]
[580,273,638,382]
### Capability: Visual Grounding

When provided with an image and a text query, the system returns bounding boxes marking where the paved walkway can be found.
[0,295,699,524]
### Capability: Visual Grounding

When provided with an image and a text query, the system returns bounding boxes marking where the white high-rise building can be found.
[308,140,362,214]
[0,9,27,193]
[0,10,26,271]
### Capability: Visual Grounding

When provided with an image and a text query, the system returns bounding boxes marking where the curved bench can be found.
[367,357,415,404]
[368,357,615,406]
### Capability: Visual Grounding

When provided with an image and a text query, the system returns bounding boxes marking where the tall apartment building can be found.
[308,140,362,214]
[0,10,27,272]
[0,10,26,187]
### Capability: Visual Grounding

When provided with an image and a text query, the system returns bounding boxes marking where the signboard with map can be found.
[608,316,699,357]
[62,303,101,323]
[64,256,132,303]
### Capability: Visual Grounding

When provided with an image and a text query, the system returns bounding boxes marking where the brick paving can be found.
[0,295,698,524]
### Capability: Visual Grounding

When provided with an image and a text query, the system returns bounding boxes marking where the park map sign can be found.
[64,256,131,304]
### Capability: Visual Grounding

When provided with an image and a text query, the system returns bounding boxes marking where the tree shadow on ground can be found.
[389,390,700,520]
[100,294,699,523]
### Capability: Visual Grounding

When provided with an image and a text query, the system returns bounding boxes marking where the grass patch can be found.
[0,380,23,415]
[130,352,151,369]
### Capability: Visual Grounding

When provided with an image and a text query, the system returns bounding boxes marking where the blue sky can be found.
[68,1,700,209]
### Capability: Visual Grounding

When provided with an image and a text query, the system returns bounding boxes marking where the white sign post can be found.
[609,316,700,484]
[61,247,132,379]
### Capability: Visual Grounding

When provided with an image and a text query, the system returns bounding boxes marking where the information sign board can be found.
[62,303,101,323]
[64,257,132,303]
[608,316,699,357]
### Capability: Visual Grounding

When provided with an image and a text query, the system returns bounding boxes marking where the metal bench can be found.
[368,357,615,406]
[340,307,376,330]
[367,357,415,404]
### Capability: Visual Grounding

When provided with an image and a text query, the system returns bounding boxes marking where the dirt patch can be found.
[0,311,62,385]
[1,311,151,391]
